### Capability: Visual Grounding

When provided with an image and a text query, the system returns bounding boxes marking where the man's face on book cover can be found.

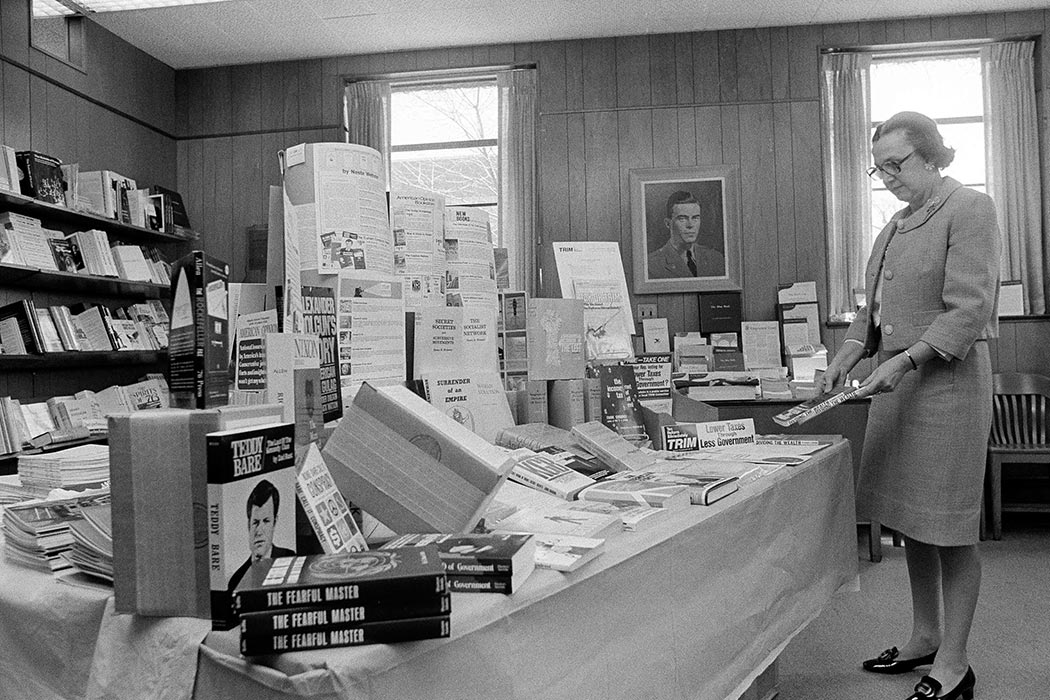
[248,498,276,561]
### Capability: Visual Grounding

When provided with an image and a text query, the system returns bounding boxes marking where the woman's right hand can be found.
[821,363,850,393]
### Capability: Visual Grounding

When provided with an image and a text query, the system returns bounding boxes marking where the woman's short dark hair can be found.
[872,111,956,169]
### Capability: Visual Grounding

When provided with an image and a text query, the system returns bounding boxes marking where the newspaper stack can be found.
[2,489,111,574]
[17,443,109,495]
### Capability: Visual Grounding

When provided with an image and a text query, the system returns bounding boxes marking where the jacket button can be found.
[884,269,893,280]
[884,324,894,335]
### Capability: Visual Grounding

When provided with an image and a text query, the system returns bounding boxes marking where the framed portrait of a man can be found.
[630,165,742,294]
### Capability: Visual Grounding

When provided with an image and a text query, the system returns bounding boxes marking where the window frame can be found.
[388,73,500,212]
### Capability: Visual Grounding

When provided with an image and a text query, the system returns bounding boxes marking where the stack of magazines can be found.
[66,503,113,583]
[17,444,109,495]
[2,489,110,574]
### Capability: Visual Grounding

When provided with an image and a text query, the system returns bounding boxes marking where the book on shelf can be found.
[70,305,115,351]
[0,299,43,354]
[0,211,59,271]
[15,151,66,205]
[321,383,515,535]
[47,236,84,274]
[0,144,19,194]
[110,245,154,282]
[231,546,448,616]
[576,477,692,510]
[206,420,297,629]
[532,533,605,572]
[295,443,367,554]
[381,532,536,594]
[169,251,231,409]
[772,385,863,427]
[148,184,191,231]
[76,170,135,219]
[241,613,451,656]
[507,448,596,501]
[71,230,120,277]
[603,468,740,506]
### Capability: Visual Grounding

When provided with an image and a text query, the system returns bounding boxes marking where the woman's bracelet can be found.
[903,349,918,371]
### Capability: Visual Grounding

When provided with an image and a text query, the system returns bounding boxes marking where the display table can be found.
[0,441,857,700]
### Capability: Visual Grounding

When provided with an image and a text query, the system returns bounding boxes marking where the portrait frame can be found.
[630,165,743,294]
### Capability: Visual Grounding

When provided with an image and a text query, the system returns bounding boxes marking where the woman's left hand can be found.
[856,354,913,399]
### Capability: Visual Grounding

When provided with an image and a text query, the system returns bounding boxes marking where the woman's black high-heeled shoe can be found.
[862,646,938,674]
[905,667,976,700]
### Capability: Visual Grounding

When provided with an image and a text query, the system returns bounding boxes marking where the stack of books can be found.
[232,547,451,655]
[2,489,111,574]
[382,532,536,594]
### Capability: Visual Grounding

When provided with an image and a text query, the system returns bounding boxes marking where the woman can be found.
[823,111,1000,700]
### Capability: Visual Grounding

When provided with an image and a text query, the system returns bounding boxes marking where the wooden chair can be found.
[986,372,1050,540]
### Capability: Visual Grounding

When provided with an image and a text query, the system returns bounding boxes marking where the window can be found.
[389,77,500,244]
[868,53,985,244]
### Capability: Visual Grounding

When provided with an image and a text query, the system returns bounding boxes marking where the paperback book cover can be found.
[508,448,596,501]
[576,478,691,510]
[532,533,604,572]
[525,297,585,381]
[0,299,43,354]
[596,364,647,442]
[300,284,343,423]
[232,546,447,616]
[605,468,740,506]
[240,615,450,656]
[494,505,621,540]
[207,421,297,628]
[420,369,515,443]
[296,444,367,554]
[169,251,230,409]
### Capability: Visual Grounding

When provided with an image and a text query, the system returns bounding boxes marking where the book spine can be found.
[447,574,513,594]
[508,467,563,499]
[238,594,451,637]
[441,557,513,576]
[240,615,450,656]
[233,572,448,616]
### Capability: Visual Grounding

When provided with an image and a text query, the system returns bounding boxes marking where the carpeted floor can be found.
[778,516,1050,699]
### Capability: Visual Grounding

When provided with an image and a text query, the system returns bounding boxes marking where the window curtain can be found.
[345,80,392,187]
[497,68,538,295]
[820,52,873,321]
[981,42,1044,314]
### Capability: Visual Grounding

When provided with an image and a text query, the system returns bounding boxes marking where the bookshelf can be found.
[0,190,195,245]
[1,187,181,439]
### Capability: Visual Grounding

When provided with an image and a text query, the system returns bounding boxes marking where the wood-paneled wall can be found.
[0,1,178,399]
[172,10,1050,372]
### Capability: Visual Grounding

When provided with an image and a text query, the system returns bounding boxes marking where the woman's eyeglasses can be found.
[867,151,916,179]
